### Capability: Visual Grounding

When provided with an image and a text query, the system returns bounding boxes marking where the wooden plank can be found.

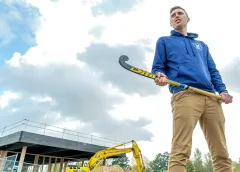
[17,146,27,172]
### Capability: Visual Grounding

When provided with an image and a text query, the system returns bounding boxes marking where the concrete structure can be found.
[0,120,124,172]
[0,131,109,172]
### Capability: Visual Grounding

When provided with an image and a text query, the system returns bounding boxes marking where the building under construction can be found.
[0,119,121,172]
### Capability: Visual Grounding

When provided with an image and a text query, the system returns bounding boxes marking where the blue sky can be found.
[0,1,40,66]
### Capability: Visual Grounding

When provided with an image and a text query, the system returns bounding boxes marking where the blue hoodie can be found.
[151,30,227,95]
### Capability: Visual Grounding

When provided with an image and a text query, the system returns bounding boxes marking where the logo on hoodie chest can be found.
[192,42,202,51]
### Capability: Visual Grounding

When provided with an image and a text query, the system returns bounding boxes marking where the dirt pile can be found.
[122,169,137,172]
[92,165,136,172]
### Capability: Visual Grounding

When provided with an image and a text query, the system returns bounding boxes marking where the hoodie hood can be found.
[170,30,199,56]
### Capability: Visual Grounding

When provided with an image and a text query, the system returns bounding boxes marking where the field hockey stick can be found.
[118,55,222,99]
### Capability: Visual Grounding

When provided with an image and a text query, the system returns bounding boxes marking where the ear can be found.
[187,17,190,22]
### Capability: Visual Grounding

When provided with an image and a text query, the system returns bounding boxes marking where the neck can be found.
[175,27,187,36]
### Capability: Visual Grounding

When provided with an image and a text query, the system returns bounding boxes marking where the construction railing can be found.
[0,119,122,147]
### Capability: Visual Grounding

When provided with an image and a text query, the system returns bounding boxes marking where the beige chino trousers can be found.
[168,90,232,172]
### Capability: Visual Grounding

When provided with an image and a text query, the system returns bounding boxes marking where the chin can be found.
[174,25,183,30]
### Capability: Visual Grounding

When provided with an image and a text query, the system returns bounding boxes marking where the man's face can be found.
[170,8,189,30]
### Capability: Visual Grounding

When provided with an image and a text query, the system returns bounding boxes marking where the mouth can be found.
[175,19,181,23]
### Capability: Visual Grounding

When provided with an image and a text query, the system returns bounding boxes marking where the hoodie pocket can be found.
[174,62,213,89]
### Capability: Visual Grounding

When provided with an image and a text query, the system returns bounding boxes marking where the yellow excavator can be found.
[65,140,146,172]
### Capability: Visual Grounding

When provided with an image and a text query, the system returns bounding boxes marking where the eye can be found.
[171,13,176,18]
[178,12,184,15]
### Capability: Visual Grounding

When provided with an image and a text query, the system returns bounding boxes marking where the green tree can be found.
[111,157,130,168]
[233,159,240,172]
[149,152,169,172]
[193,148,205,172]
[186,159,195,172]
[142,155,153,172]
[203,152,213,172]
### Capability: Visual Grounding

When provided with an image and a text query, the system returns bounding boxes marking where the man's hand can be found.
[219,92,233,104]
[154,72,168,86]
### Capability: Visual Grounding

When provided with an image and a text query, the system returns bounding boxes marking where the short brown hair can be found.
[170,6,188,17]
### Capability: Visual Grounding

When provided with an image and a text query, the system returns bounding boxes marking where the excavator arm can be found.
[85,140,146,172]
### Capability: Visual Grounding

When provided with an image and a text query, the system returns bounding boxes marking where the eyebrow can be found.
[171,11,184,17]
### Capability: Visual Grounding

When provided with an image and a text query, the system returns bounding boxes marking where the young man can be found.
[151,6,233,172]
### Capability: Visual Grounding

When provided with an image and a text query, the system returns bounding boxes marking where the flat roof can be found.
[0,131,109,162]
[0,120,125,164]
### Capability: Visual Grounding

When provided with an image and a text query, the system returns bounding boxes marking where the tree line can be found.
[109,148,240,172]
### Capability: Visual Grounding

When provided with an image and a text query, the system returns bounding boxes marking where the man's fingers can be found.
[154,73,161,84]
[155,77,168,86]
[156,72,161,78]
[226,95,233,104]
[159,77,164,83]
[154,72,168,86]
[160,77,168,85]
[155,72,167,78]
[160,73,167,78]
[220,93,233,104]
[225,96,230,104]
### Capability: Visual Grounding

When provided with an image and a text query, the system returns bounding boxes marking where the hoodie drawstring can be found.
[189,39,196,56]
[184,38,189,54]
[184,37,196,56]
[170,30,198,57]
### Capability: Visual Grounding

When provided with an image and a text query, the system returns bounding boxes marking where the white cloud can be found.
[6,52,22,67]
[18,0,96,65]
[0,91,21,109]
[93,0,170,46]
[2,0,240,164]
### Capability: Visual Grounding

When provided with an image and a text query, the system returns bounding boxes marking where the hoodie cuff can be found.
[152,70,166,76]
[218,88,228,94]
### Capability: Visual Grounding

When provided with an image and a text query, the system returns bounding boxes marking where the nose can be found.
[175,13,180,18]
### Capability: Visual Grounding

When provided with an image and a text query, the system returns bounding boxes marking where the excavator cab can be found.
[65,165,90,172]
